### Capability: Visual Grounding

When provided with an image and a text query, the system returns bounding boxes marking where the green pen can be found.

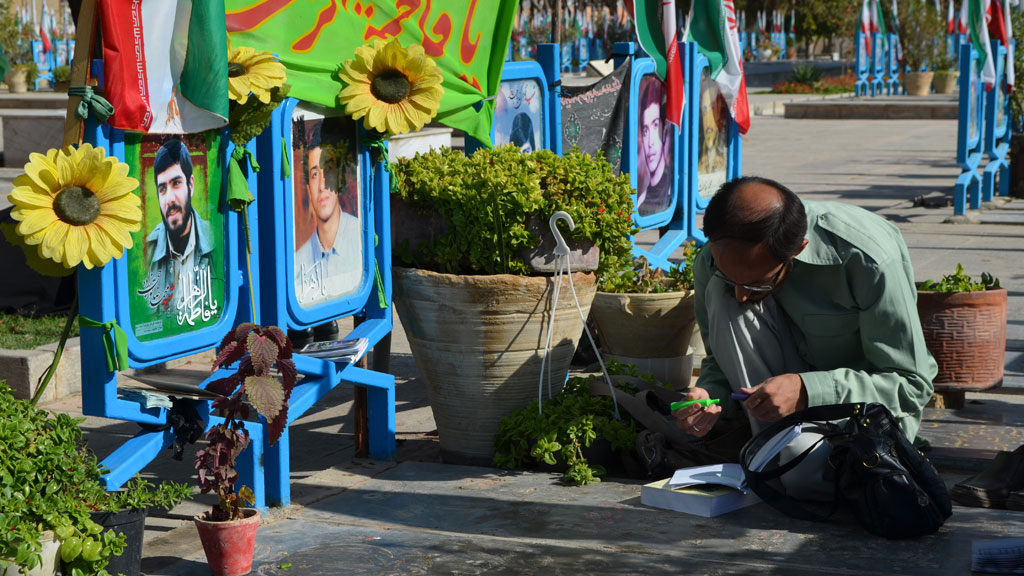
[670,398,721,411]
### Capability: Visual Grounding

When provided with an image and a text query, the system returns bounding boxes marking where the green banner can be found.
[225,0,518,146]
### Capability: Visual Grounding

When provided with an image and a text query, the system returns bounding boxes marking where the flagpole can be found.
[553,0,562,44]
[62,0,97,149]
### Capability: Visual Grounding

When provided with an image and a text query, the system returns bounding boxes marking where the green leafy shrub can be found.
[493,361,657,486]
[53,64,71,83]
[790,63,825,85]
[599,242,700,294]
[918,263,1000,293]
[391,145,636,277]
[899,0,942,72]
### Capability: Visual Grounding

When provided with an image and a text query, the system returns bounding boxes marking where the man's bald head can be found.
[702,176,807,262]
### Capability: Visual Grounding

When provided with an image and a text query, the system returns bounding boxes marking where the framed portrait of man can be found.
[636,74,673,217]
[697,69,730,201]
[291,108,364,308]
[494,78,544,153]
[969,56,980,144]
[126,131,226,341]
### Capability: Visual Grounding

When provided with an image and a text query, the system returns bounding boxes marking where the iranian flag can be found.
[960,0,969,34]
[860,0,872,58]
[99,0,228,133]
[948,0,957,34]
[1005,0,1014,90]
[630,0,684,130]
[969,0,996,90]
[872,0,888,52]
[687,0,750,134]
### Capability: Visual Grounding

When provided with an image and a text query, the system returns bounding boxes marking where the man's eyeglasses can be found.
[713,259,791,293]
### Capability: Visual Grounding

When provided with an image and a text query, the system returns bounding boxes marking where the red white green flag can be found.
[969,0,996,90]
[860,0,873,58]
[629,0,684,130]
[99,0,229,133]
[687,0,750,134]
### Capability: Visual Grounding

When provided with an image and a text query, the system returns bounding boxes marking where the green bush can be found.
[790,63,825,85]
[392,145,636,277]
[918,263,1000,293]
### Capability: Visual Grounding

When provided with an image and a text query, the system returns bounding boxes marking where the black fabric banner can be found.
[560,58,631,176]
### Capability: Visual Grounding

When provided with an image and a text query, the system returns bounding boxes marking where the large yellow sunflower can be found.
[338,38,444,137]
[228,45,287,105]
[7,143,141,270]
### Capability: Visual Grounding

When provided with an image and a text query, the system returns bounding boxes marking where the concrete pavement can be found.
[39,108,1024,575]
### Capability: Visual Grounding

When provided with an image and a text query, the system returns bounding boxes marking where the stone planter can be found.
[590,289,697,390]
[932,70,959,94]
[393,267,597,465]
[917,287,1007,392]
[7,68,28,94]
[903,71,934,97]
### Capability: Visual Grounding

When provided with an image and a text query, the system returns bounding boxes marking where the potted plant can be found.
[52,65,70,93]
[590,243,700,391]
[898,0,942,96]
[0,382,123,576]
[917,264,1006,408]
[193,324,296,576]
[931,52,959,94]
[391,145,635,465]
[0,4,34,94]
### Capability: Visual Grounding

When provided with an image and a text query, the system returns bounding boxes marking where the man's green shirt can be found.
[694,200,938,440]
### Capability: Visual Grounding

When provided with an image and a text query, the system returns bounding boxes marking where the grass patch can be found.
[0,311,79,350]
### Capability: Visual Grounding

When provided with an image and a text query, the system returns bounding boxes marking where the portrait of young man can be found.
[637,75,672,217]
[293,117,363,306]
[137,137,220,330]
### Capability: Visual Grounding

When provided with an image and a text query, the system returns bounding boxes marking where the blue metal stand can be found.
[954,43,985,215]
[982,41,1012,204]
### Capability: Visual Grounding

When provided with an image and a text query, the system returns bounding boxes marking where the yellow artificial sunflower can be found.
[338,38,444,137]
[7,143,141,270]
[228,45,287,105]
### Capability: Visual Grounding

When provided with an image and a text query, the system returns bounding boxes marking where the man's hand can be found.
[673,387,721,438]
[739,373,807,422]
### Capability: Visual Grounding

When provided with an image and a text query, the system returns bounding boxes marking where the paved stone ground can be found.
[36,110,1024,575]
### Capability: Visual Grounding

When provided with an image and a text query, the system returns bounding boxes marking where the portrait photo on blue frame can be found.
[637,73,674,217]
[969,55,980,144]
[697,69,730,202]
[126,131,227,342]
[290,107,365,309]
[494,78,544,153]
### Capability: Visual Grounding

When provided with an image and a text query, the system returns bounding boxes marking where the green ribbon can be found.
[373,234,388,310]
[281,137,291,178]
[68,86,114,123]
[78,316,128,372]
[227,146,260,212]
[360,136,392,176]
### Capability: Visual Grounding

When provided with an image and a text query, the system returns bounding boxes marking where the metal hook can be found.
[548,211,574,257]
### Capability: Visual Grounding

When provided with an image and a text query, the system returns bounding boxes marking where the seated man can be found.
[675,176,937,494]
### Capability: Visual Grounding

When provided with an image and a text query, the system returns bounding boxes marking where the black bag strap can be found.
[739,403,866,522]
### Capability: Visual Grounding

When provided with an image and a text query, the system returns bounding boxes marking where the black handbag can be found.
[739,402,952,539]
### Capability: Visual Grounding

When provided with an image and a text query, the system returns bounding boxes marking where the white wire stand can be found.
[537,211,620,419]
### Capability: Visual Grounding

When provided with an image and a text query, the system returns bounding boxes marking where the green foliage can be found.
[790,63,825,86]
[918,263,1000,293]
[0,2,31,67]
[53,64,71,83]
[493,361,658,486]
[599,243,700,294]
[1011,9,1024,131]
[391,145,636,277]
[228,84,290,148]
[199,324,295,521]
[899,0,943,71]
[0,382,118,574]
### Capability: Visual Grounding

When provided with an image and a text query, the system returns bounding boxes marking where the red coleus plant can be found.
[194,324,297,521]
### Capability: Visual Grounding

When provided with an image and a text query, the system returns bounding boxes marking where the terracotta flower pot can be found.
[393,267,597,465]
[194,508,260,576]
[917,287,1007,391]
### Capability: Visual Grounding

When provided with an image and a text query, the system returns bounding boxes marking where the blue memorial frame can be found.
[466,59,552,154]
[954,42,985,215]
[886,33,901,95]
[855,29,871,97]
[256,96,396,506]
[982,41,1011,203]
[683,42,742,246]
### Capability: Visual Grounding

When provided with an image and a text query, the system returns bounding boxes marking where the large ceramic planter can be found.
[6,68,28,94]
[194,508,260,576]
[932,70,959,94]
[88,508,146,576]
[590,289,697,390]
[917,287,1007,391]
[2,531,59,576]
[393,267,597,465]
[903,71,934,97]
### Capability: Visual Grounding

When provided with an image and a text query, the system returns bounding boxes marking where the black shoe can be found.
[950,445,1024,509]
[312,320,339,342]
[287,327,314,351]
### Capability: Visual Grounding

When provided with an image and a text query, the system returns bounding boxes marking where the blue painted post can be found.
[855,29,869,97]
[536,44,562,156]
[954,42,984,215]
[982,41,1011,204]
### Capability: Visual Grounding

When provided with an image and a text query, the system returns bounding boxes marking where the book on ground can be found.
[642,463,760,518]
